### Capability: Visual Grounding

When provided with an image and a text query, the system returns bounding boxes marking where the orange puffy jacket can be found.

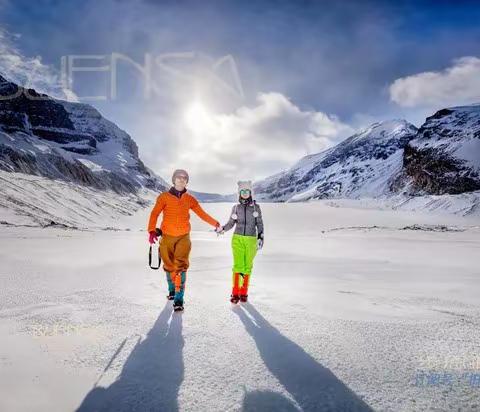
[147,191,219,237]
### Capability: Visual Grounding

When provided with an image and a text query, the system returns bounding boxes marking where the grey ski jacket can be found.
[222,201,264,238]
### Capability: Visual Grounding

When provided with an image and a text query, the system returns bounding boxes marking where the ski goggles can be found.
[239,189,251,195]
[175,174,188,181]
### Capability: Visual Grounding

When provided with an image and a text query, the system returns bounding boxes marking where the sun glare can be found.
[184,101,213,134]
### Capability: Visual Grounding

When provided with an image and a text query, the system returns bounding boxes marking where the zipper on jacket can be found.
[176,195,180,229]
[243,203,247,235]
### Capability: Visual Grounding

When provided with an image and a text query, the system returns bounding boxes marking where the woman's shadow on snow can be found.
[234,304,373,412]
[76,302,183,412]
[242,389,299,411]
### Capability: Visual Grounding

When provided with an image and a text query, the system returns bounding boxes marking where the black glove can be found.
[257,232,264,250]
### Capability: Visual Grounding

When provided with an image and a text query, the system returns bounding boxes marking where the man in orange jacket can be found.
[148,169,220,311]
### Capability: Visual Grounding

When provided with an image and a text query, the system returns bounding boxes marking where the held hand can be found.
[214,225,225,236]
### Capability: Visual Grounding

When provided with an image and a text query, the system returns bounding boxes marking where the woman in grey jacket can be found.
[216,180,264,303]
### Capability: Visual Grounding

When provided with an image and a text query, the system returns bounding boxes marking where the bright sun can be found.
[184,101,213,134]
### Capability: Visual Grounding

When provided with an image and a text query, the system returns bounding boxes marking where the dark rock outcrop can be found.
[393,105,480,195]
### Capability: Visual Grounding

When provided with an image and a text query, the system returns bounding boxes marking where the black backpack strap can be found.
[148,245,161,270]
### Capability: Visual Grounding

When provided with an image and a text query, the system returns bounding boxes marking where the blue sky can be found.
[1,0,480,192]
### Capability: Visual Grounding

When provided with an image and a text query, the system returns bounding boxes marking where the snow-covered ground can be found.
[1,202,479,411]
[311,192,480,218]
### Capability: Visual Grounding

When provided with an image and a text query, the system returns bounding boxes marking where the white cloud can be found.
[389,56,480,108]
[0,28,77,101]
[149,92,353,193]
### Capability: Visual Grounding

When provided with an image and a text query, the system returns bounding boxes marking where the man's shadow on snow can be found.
[234,304,373,412]
[76,302,183,412]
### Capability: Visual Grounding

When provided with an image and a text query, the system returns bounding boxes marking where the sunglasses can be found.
[175,175,188,180]
[239,189,251,195]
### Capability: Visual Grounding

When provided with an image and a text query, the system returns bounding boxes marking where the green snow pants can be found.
[232,233,258,275]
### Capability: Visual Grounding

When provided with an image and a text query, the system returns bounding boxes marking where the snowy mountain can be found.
[0,73,168,194]
[255,105,480,206]
[254,120,418,202]
[392,105,480,195]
